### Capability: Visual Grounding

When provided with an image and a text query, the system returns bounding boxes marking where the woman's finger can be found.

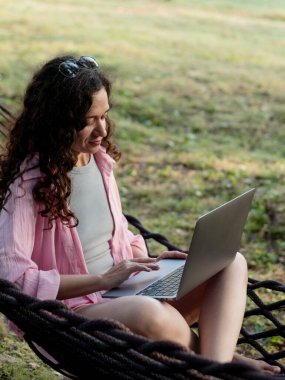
[156,251,188,261]
[129,257,158,263]
[130,262,160,272]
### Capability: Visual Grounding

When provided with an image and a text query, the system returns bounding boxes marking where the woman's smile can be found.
[88,138,102,146]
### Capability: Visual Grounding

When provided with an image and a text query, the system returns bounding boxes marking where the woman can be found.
[0,55,280,374]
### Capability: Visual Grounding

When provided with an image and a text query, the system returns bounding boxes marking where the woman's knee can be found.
[134,297,191,347]
[234,252,248,271]
[230,252,248,280]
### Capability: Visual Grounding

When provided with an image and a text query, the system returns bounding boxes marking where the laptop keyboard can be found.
[137,265,184,297]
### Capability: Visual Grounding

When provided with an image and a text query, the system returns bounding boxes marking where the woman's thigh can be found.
[167,281,208,325]
[168,252,248,325]
[76,295,191,347]
[76,296,159,323]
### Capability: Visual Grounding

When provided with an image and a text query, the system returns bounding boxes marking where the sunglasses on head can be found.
[58,56,99,78]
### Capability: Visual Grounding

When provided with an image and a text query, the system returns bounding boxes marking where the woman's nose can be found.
[94,120,107,137]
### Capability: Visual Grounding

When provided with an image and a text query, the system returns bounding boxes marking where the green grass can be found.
[0,315,60,380]
[0,0,285,377]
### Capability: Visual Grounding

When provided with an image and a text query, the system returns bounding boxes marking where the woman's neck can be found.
[75,153,91,167]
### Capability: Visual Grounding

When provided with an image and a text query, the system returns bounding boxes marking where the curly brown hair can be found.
[0,55,121,227]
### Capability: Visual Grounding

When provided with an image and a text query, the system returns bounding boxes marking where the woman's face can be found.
[71,87,110,159]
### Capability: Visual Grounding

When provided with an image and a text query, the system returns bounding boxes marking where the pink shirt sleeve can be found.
[0,177,60,300]
[122,214,148,257]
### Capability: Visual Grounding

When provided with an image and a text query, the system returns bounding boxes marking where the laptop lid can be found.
[103,188,255,299]
[177,187,256,298]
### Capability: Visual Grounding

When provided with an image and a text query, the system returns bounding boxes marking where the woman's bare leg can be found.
[76,253,280,373]
[199,252,247,361]
[169,253,281,373]
[76,295,192,349]
[169,253,247,361]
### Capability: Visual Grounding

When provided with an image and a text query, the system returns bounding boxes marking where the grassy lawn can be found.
[0,0,284,378]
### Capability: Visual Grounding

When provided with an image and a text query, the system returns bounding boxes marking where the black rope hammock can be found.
[0,102,285,379]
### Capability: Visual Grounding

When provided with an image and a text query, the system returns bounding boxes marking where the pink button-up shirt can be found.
[0,148,147,313]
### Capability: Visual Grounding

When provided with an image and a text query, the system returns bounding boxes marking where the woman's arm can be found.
[57,274,103,300]
[57,257,160,300]
[0,177,60,300]
[131,244,149,258]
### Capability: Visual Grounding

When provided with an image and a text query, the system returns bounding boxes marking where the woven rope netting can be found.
[0,277,284,380]
[0,103,284,379]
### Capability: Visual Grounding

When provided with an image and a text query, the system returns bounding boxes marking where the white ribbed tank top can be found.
[70,156,114,275]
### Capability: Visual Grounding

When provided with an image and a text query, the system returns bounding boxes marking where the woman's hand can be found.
[100,258,160,290]
[155,251,188,261]
[58,253,187,299]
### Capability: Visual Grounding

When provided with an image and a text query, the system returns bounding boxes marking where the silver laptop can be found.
[103,188,256,300]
